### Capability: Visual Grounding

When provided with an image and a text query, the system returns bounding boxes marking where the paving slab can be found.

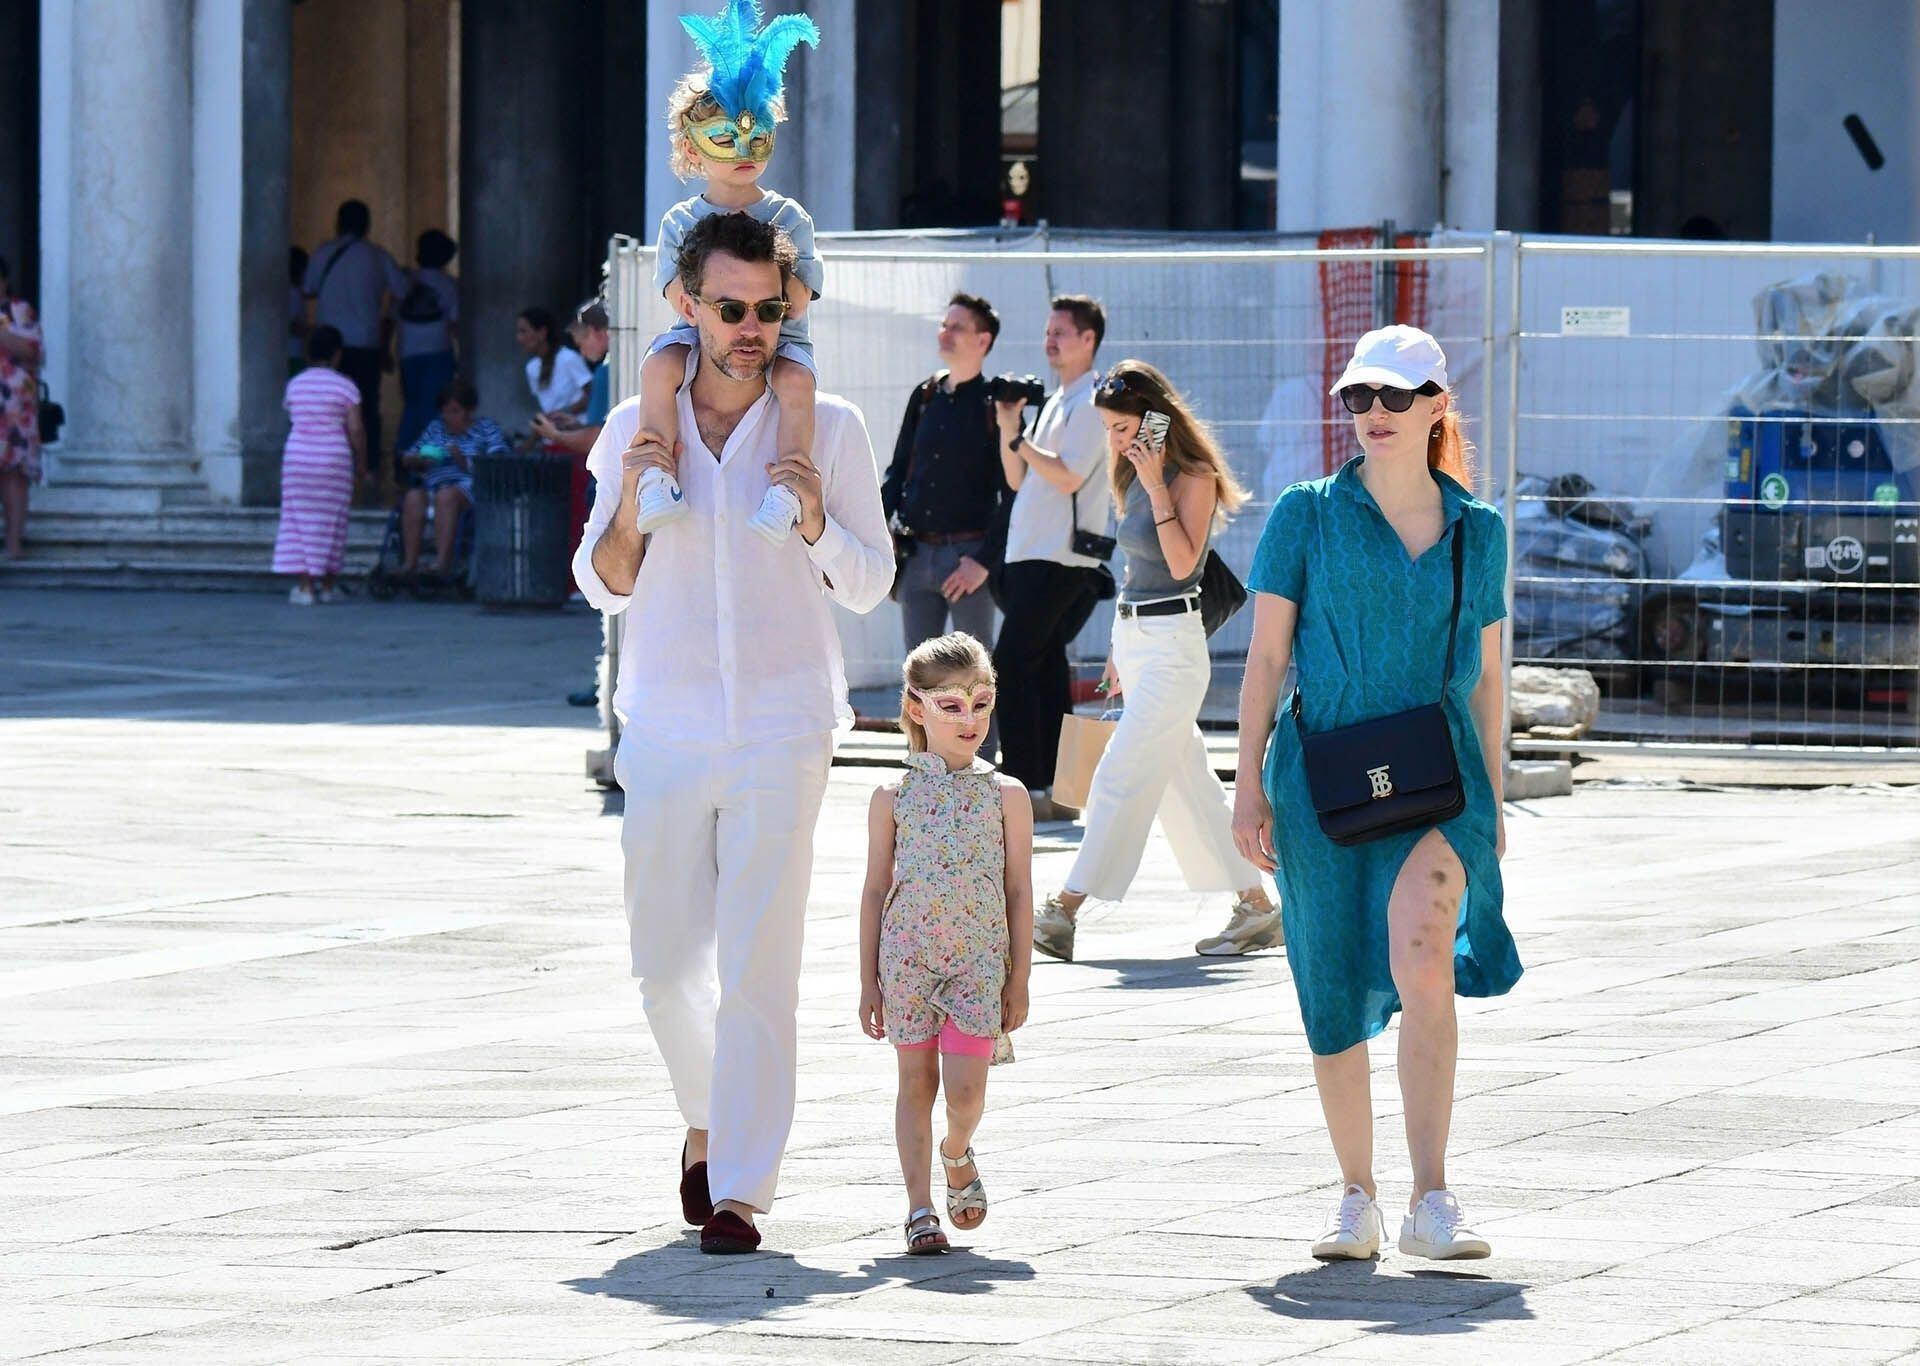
[3,589,1920,1364]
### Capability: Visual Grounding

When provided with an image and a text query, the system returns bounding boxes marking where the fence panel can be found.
[1510,240,1920,753]
[608,230,1497,692]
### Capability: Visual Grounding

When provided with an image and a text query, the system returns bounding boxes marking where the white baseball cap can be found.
[1328,325,1449,395]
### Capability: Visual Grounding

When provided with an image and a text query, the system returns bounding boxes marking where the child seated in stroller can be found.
[397,377,507,583]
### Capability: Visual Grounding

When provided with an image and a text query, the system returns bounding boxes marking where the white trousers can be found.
[1067,611,1265,902]
[615,729,835,1213]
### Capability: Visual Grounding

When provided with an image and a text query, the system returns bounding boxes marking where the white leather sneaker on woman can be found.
[1399,1189,1491,1259]
[1312,1183,1383,1260]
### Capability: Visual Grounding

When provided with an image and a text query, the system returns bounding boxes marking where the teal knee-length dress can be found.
[1247,456,1522,1056]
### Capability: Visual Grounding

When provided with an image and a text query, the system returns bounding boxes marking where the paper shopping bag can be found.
[1051,710,1118,810]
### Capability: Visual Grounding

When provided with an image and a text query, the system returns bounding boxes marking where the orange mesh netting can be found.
[1317,228,1430,475]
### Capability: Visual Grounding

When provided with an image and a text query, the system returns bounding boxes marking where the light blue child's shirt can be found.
[651,190,820,371]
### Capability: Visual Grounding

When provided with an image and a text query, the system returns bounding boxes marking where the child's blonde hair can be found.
[898,632,995,754]
[665,73,789,181]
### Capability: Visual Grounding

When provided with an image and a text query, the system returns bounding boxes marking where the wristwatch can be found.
[1009,432,1026,453]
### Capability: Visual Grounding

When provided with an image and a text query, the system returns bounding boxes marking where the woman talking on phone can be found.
[1030,361,1279,964]
[1233,326,1520,1263]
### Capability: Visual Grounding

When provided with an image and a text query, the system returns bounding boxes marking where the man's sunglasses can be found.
[1340,383,1438,415]
[695,295,790,326]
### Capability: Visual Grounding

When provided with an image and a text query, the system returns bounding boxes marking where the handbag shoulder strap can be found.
[1439,518,1466,694]
[895,370,946,488]
[313,236,363,297]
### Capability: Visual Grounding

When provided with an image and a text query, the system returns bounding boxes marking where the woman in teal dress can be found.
[1233,326,1520,1264]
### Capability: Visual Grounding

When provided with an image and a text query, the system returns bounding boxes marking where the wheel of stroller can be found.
[367,569,398,602]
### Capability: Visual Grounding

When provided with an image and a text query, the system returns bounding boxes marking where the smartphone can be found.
[1137,410,1170,453]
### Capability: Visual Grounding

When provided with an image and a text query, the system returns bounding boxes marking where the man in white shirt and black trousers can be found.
[573,212,893,1255]
[992,295,1114,824]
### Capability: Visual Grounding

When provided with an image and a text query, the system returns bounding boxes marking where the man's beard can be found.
[698,321,773,382]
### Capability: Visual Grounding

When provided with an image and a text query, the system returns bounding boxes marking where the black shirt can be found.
[883,374,1009,544]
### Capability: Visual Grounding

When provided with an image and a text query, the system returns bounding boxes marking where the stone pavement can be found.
[4,589,1920,1364]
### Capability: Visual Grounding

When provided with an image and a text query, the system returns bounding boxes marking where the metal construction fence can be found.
[605,228,1920,757]
[1509,240,1920,754]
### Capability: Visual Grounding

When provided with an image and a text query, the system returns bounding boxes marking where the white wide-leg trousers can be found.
[1066,611,1265,902]
[615,729,835,1213]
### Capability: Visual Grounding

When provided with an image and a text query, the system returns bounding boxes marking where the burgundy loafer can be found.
[699,1209,761,1255]
[679,1141,713,1227]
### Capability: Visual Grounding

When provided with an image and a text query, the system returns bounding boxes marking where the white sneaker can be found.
[1032,895,1077,963]
[287,586,314,607]
[634,467,689,533]
[1195,898,1283,956]
[1399,1189,1491,1259]
[1312,1184,1383,1260]
[315,586,341,605]
[747,483,802,546]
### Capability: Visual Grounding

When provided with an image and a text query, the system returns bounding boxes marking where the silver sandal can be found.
[940,1143,988,1230]
[904,1205,948,1255]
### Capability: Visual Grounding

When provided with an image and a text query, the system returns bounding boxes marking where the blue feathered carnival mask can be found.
[679,0,821,165]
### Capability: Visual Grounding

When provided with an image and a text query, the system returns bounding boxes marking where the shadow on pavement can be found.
[564,1237,1033,1325]
[1245,1260,1533,1333]
[1070,954,1272,990]
[0,588,604,727]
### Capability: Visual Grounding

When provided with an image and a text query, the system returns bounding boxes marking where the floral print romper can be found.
[879,754,1013,1061]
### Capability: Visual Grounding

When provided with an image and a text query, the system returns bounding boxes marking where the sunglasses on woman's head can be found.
[1340,383,1434,415]
[696,295,790,326]
[910,684,997,721]
[1095,371,1136,400]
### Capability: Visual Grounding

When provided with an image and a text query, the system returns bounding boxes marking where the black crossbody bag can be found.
[1197,549,1246,636]
[1294,525,1467,846]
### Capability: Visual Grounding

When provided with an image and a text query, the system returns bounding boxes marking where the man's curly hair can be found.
[675,210,798,303]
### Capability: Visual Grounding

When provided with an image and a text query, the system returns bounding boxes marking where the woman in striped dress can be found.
[273,325,368,605]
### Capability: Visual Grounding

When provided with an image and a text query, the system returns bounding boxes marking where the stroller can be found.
[365,497,477,602]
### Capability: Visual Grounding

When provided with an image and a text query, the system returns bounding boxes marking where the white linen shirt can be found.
[526,347,594,414]
[1003,369,1112,568]
[572,351,895,748]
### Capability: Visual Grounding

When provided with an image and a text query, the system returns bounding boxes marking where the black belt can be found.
[1116,594,1200,620]
[913,529,986,546]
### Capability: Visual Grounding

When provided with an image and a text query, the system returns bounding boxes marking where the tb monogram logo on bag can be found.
[1366,766,1394,800]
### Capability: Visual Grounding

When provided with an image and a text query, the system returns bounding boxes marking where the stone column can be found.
[49,0,195,461]
[779,0,855,231]
[1039,0,1178,228]
[236,0,293,506]
[1443,0,1501,231]
[1277,0,1443,230]
[194,0,291,507]
[460,0,594,427]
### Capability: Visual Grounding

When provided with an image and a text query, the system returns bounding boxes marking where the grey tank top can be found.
[1117,464,1208,599]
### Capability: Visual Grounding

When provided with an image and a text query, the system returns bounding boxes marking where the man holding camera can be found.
[882,293,1010,656]
[992,294,1112,823]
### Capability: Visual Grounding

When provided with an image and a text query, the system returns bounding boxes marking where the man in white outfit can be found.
[572,212,893,1254]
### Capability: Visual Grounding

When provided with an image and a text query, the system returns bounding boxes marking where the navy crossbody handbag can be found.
[1293,525,1467,846]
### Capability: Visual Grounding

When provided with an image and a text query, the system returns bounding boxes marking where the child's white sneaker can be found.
[1312,1183,1383,1260]
[1398,1189,1491,1259]
[634,467,688,533]
[287,586,314,607]
[748,483,802,546]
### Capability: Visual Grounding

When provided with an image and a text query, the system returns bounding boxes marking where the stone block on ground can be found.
[1512,664,1602,735]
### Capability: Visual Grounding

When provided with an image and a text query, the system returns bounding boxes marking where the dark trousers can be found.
[897,536,1001,760]
[339,346,385,473]
[992,559,1100,792]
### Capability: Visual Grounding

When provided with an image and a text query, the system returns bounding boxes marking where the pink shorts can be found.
[896,1019,995,1059]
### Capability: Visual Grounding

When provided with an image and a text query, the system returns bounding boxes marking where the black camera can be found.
[986,373,1046,407]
